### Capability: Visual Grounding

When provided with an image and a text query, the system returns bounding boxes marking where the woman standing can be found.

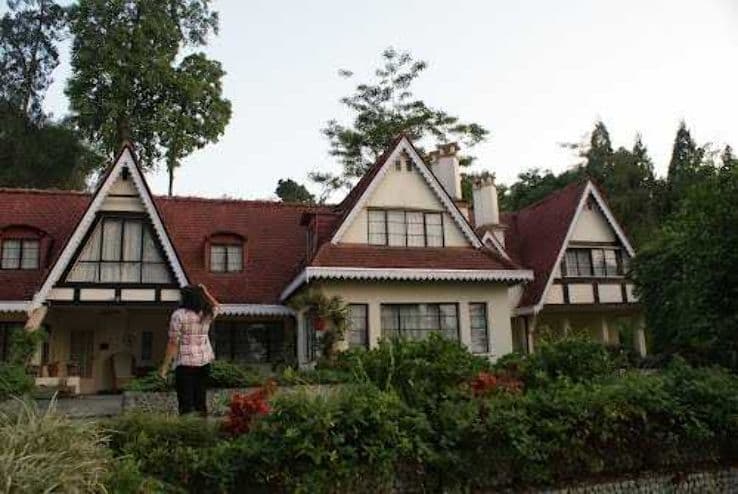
[160,284,219,416]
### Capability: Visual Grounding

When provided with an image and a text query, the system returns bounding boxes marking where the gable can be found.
[570,197,617,243]
[30,145,188,308]
[331,136,483,250]
[340,156,471,247]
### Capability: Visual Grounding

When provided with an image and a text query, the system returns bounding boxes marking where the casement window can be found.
[368,209,444,247]
[380,303,459,341]
[563,248,626,278]
[347,304,369,349]
[469,303,490,354]
[210,244,243,273]
[1,239,39,270]
[213,321,282,363]
[66,217,173,284]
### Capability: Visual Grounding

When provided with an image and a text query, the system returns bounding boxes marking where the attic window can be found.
[1,239,39,270]
[210,244,243,273]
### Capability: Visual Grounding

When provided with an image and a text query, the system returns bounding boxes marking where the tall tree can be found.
[66,0,231,194]
[275,178,315,204]
[500,167,582,212]
[633,162,738,368]
[313,47,489,199]
[582,120,614,183]
[0,0,67,121]
[661,121,709,216]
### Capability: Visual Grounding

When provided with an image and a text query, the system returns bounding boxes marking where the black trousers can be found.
[175,364,210,416]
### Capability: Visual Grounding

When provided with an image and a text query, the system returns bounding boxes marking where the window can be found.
[0,323,22,362]
[563,248,625,278]
[141,331,153,362]
[367,209,444,247]
[213,321,283,363]
[1,239,39,270]
[469,303,490,354]
[69,330,94,378]
[210,244,243,273]
[347,304,368,349]
[66,217,172,284]
[381,303,458,341]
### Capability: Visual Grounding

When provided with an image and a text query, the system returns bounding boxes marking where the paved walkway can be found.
[35,395,124,418]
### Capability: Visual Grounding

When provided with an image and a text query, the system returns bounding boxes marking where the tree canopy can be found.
[66,0,231,194]
[275,178,315,204]
[312,47,489,201]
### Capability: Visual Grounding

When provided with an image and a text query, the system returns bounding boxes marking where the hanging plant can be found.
[289,290,349,361]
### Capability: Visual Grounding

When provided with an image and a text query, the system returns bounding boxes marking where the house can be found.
[0,136,643,394]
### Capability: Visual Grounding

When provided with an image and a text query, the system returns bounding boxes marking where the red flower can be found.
[222,380,276,436]
[469,371,523,397]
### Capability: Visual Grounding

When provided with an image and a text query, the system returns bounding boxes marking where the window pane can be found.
[67,263,98,282]
[123,221,142,261]
[592,249,606,276]
[425,213,443,247]
[469,303,489,354]
[564,250,578,276]
[142,229,162,262]
[141,331,153,361]
[101,220,122,261]
[368,210,386,245]
[348,304,368,349]
[78,224,102,261]
[142,263,171,283]
[387,211,406,246]
[1,240,21,269]
[21,240,39,269]
[620,252,630,275]
[576,250,592,276]
[100,262,120,282]
[439,304,458,340]
[605,250,619,276]
[407,212,425,247]
[121,262,141,282]
[381,304,459,342]
[227,245,243,271]
[210,245,226,272]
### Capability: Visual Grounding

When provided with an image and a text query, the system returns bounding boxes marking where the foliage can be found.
[633,162,738,369]
[312,47,488,200]
[500,167,583,212]
[222,380,275,436]
[0,0,67,120]
[0,364,34,401]
[7,327,46,366]
[335,333,491,407]
[0,400,111,492]
[66,0,231,193]
[124,370,173,392]
[208,360,264,388]
[289,290,349,361]
[0,102,104,189]
[279,365,354,385]
[661,120,712,216]
[275,178,315,203]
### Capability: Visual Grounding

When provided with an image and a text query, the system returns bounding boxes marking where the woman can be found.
[160,284,219,416]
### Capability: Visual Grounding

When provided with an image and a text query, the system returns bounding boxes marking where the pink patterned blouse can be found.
[168,308,215,367]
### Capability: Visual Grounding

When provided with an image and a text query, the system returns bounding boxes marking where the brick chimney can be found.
[473,176,505,246]
[428,143,462,201]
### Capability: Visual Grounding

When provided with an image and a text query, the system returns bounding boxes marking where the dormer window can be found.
[563,247,626,278]
[1,239,39,270]
[368,209,444,247]
[210,244,243,273]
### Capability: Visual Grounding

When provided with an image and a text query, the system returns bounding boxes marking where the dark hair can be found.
[179,285,214,319]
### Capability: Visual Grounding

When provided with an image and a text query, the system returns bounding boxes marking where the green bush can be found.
[208,360,265,388]
[0,400,111,493]
[278,366,354,385]
[336,334,491,407]
[0,363,34,400]
[125,370,173,392]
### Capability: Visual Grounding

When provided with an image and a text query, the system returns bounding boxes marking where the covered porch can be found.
[511,304,647,356]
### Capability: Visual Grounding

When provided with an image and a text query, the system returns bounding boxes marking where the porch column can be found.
[599,316,609,344]
[634,314,647,357]
[561,317,572,337]
[526,315,537,354]
[296,309,308,366]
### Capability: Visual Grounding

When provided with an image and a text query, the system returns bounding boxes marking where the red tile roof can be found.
[501,181,588,308]
[310,243,518,271]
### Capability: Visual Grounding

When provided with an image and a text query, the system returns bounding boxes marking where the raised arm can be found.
[198,284,220,314]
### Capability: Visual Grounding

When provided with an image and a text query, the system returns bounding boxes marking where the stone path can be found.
[35,394,124,418]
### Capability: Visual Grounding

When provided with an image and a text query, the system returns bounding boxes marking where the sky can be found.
[22,0,738,200]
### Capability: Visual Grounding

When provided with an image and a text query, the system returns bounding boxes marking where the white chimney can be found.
[429,143,462,201]
[472,176,505,246]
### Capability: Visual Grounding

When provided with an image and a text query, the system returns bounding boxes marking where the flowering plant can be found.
[222,379,276,436]
[468,371,523,397]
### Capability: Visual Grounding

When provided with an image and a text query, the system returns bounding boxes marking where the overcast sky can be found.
[28,0,738,200]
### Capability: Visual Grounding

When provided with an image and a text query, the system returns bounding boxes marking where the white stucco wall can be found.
[101,175,145,212]
[341,165,469,247]
[570,200,617,243]
[313,280,514,360]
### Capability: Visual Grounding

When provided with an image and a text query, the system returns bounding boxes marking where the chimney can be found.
[428,142,462,201]
[472,176,505,246]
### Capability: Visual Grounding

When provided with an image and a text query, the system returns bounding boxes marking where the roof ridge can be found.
[511,179,588,214]
[154,194,337,209]
[0,187,91,196]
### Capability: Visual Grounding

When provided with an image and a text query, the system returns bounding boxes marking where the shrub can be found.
[0,400,111,492]
[279,365,354,385]
[208,360,265,388]
[0,363,34,400]
[124,370,173,392]
[238,384,424,492]
[337,334,491,407]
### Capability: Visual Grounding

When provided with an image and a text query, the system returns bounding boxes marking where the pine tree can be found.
[662,121,708,216]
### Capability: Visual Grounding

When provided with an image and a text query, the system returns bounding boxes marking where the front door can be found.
[69,330,94,378]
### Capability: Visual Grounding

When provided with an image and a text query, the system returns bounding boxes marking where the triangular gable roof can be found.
[30,144,188,309]
[501,179,635,314]
[330,135,488,251]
